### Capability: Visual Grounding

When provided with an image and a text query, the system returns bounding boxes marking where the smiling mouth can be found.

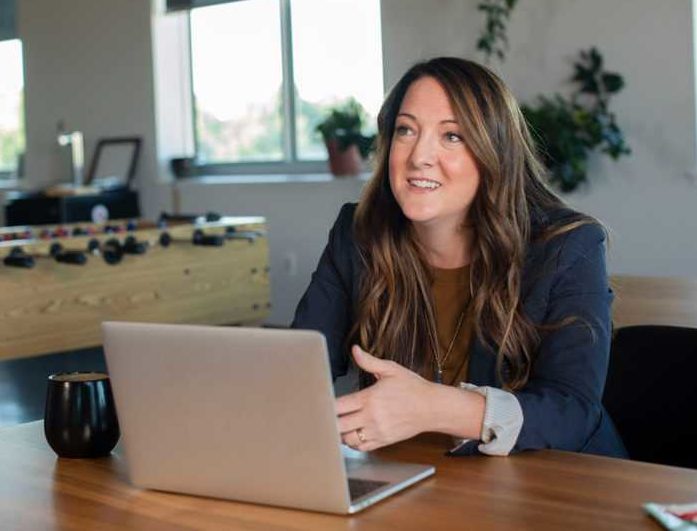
[407,178,441,190]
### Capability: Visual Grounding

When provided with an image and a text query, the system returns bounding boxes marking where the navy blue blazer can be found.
[292,203,627,458]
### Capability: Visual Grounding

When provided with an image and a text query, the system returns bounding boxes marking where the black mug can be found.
[44,372,120,458]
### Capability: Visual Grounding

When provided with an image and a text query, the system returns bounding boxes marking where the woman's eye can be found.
[445,132,463,143]
[395,125,413,137]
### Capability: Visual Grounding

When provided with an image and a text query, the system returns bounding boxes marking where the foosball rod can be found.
[3,243,87,269]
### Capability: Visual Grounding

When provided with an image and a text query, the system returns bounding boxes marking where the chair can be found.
[602,325,697,469]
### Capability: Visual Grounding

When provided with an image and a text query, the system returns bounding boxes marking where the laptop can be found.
[102,322,435,514]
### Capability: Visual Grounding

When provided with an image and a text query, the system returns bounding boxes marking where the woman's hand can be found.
[335,345,438,451]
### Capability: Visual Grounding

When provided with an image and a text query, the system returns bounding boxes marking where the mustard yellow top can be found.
[427,264,473,386]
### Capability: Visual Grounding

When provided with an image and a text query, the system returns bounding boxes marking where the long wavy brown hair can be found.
[352,57,594,390]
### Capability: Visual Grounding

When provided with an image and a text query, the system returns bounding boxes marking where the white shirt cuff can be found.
[449,383,524,456]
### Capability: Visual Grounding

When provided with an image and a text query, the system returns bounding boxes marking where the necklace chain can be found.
[434,309,466,384]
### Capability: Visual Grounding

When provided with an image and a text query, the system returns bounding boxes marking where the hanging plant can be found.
[521,48,631,192]
[476,0,519,62]
[476,1,631,192]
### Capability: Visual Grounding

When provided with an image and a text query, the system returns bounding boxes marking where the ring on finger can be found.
[356,428,367,444]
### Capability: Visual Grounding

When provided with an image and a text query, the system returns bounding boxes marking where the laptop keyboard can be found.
[348,478,389,500]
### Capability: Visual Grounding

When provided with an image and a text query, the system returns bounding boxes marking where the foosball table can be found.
[0,214,270,360]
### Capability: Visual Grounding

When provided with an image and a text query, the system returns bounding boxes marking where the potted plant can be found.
[316,98,376,176]
[522,48,631,192]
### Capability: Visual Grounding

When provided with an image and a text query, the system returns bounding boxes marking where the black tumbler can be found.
[44,372,120,458]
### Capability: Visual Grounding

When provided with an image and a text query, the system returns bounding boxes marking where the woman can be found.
[292,57,626,458]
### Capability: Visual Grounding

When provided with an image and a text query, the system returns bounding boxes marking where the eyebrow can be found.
[396,112,459,125]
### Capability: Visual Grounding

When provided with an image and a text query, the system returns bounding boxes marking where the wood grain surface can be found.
[0,219,270,360]
[1,423,695,530]
[611,274,697,329]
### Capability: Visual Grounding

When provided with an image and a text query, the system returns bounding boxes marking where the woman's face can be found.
[388,76,480,231]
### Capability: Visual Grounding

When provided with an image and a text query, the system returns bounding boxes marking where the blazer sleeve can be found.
[291,203,357,379]
[513,223,614,452]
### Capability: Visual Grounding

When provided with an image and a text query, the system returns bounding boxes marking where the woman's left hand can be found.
[336,345,437,451]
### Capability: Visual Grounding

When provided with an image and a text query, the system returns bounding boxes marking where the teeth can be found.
[409,179,441,189]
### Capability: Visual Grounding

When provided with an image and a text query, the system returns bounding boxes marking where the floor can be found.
[0,347,357,428]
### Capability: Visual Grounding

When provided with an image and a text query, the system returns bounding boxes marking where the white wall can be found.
[18,0,162,208]
[381,0,697,276]
[381,0,482,88]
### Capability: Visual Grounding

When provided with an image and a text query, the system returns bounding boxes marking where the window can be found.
[0,39,24,180]
[189,0,383,173]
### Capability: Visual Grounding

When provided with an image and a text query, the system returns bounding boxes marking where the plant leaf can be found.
[602,73,624,93]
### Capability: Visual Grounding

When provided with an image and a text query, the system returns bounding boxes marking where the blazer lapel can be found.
[467,338,501,387]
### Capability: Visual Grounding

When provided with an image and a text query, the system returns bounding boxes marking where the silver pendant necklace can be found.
[434,309,466,385]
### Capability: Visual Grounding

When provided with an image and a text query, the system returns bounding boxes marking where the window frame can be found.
[0,37,24,183]
[0,171,16,181]
[186,0,335,176]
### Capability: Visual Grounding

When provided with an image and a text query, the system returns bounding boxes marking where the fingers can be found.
[351,345,397,379]
[337,401,380,451]
[335,388,369,416]
[337,410,364,435]
[341,428,379,452]
[342,429,365,450]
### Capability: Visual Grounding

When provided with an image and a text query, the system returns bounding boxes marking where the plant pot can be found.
[325,138,362,177]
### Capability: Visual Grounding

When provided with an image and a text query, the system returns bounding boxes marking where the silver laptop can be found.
[102,321,434,514]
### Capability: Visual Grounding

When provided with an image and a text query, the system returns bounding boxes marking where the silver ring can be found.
[356,428,367,444]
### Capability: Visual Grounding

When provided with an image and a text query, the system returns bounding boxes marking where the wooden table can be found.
[611,275,697,329]
[1,423,696,530]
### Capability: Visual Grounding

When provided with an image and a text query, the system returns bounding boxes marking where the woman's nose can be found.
[409,132,436,168]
